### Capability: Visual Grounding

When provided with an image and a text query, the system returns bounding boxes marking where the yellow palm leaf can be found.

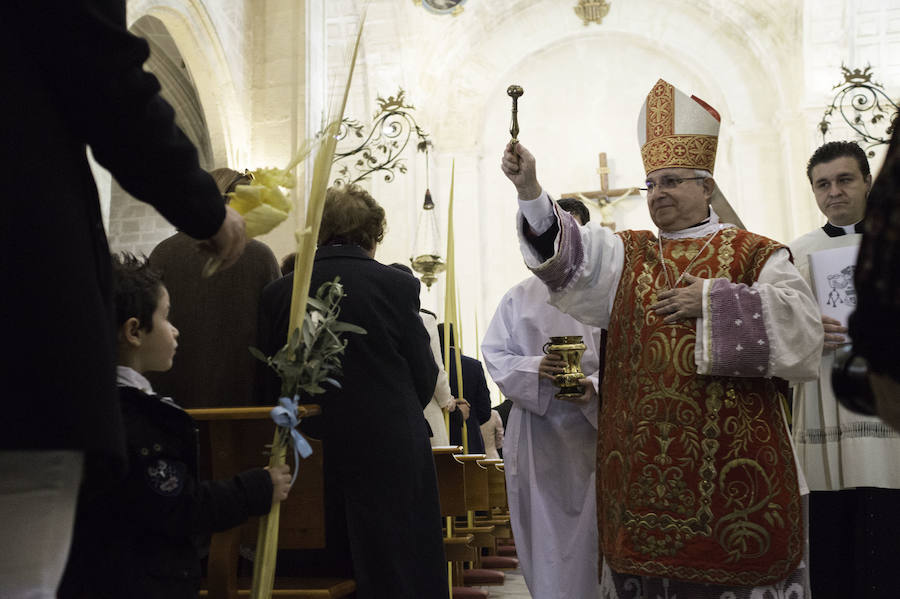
[229,175,292,238]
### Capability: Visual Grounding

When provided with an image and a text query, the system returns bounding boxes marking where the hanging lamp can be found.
[410,142,446,290]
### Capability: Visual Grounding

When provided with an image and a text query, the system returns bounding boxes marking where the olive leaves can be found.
[250,278,366,398]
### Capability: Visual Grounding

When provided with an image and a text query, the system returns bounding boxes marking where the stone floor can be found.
[469,569,532,598]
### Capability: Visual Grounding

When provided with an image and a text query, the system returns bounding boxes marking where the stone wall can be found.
[107,181,176,257]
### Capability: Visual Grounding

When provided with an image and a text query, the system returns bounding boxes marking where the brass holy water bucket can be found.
[542,335,587,402]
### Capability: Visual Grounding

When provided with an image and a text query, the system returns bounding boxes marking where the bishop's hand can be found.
[501,141,542,201]
[651,273,705,323]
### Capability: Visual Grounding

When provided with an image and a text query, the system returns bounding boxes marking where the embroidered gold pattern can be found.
[599,229,802,586]
[641,135,718,174]
[646,80,675,141]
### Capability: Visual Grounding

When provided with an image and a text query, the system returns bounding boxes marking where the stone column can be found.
[248,0,311,262]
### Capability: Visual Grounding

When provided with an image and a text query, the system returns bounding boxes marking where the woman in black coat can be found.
[258,185,448,598]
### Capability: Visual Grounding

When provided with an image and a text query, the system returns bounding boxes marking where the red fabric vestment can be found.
[598,228,803,586]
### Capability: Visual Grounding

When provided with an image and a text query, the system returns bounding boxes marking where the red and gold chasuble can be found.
[599,227,803,586]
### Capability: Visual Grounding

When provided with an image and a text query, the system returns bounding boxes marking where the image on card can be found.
[808,244,860,328]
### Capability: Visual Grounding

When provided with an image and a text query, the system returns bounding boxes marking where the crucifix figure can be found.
[561,152,641,231]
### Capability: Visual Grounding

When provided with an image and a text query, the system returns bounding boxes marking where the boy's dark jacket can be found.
[60,386,273,599]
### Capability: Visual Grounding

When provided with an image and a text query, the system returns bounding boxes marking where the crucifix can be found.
[561,152,641,231]
[561,152,746,230]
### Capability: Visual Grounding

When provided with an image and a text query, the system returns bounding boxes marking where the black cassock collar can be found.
[822,220,865,237]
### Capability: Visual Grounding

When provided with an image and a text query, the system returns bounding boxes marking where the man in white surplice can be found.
[789,140,900,599]
[482,198,604,599]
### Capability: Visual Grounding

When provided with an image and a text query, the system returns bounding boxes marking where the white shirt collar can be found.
[659,205,735,239]
[115,366,181,408]
[116,366,155,394]
[829,220,861,235]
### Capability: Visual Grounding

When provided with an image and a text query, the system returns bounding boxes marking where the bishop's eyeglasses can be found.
[640,176,707,193]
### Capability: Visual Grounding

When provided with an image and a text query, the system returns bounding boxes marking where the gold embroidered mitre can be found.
[638,79,720,175]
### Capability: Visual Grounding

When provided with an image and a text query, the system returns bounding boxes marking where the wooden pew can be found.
[457,454,489,512]
[432,447,475,564]
[480,459,507,511]
[448,454,508,589]
[475,459,517,570]
[432,446,487,598]
[189,406,356,599]
[476,458,511,534]
[432,446,467,518]
[432,449,516,596]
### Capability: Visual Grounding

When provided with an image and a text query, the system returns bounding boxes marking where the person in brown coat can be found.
[147,168,281,407]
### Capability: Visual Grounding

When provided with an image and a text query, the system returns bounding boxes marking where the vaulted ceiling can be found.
[327,0,802,149]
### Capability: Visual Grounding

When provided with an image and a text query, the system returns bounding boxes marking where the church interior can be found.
[66,2,900,597]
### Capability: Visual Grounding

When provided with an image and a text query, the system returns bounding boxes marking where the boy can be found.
[60,254,290,599]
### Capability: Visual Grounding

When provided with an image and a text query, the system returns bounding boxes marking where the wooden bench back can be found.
[432,446,467,516]
[191,407,326,549]
[458,454,489,511]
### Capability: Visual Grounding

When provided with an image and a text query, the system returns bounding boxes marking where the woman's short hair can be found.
[318,184,386,249]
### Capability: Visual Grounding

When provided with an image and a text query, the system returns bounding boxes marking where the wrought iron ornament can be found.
[819,65,899,157]
[331,89,431,186]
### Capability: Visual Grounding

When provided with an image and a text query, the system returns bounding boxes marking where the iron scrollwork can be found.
[331,89,430,186]
[819,65,899,157]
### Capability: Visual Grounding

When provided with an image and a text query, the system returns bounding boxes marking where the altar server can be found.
[482,198,604,599]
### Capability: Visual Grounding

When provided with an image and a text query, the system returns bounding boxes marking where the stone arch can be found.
[127,0,248,167]
[421,0,793,152]
[130,14,213,168]
[107,0,245,255]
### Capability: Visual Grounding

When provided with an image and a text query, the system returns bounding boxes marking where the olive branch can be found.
[250,278,366,399]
